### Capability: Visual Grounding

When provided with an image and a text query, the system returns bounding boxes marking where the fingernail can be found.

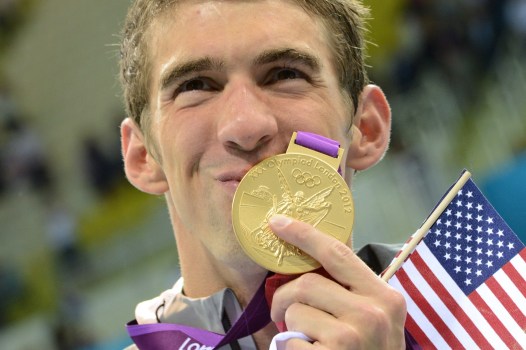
[269,214,292,229]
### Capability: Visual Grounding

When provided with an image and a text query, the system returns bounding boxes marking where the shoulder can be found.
[134,277,184,324]
[355,242,402,275]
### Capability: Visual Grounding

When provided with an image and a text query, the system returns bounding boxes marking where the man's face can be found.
[146,0,354,265]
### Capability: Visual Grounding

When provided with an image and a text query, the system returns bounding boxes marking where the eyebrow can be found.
[159,48,321,91]
[252,48,322,72]
[160,57,224,91]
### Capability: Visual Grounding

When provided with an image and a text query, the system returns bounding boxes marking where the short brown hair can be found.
[119,0,370,130]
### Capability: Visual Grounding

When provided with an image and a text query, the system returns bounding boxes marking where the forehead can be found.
[146,0,335,72]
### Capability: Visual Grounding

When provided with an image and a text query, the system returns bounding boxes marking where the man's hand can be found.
[268,214,407,349]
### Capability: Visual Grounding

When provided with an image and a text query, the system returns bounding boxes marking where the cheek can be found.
[279,98,348,135]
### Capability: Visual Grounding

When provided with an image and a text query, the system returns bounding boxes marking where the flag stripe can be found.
[469,289,519,348]
[495,250,526,314]
[487,272,526,327]
[476,284,526,348]
[409,250,493,349]
[502,256,526,302]
[396,263,469,349]
[389,276,443,349]
[513,251,526,279]
[404,313,435,350]
[414,244,507,349]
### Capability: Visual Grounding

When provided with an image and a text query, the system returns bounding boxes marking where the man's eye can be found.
[178,78,209,92]
[273,68,305,81]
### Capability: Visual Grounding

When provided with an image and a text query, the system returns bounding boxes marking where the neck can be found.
[170,209,267,306]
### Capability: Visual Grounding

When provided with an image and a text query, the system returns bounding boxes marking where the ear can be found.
[121,118,168,195]
[346,85,391,171]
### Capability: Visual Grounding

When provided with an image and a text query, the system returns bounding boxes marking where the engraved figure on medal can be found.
[243,166,334,266]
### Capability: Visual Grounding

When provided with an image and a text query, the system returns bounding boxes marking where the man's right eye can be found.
[177,78,211,93]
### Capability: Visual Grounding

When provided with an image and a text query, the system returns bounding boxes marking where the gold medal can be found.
[232,132,354,274]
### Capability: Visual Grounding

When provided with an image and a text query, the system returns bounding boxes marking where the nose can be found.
[217,83,278,152]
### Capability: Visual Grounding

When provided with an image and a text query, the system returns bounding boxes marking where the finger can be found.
[271,272,358,322]
[281,302,359,349]
[268,214,384,292]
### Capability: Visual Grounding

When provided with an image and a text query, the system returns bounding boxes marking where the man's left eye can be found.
[268,68,308,83]
[275,68,302,80]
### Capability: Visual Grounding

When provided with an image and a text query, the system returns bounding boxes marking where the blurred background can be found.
[0,0,524,348]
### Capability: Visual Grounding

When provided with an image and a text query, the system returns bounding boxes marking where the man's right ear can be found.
[121,118,168,195]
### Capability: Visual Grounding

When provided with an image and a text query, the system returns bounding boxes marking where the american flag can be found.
[388,177,526,349]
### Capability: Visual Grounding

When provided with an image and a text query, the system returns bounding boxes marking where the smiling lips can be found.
[216,169,251,192]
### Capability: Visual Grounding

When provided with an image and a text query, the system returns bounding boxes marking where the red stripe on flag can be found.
[485,275,526,327]
[396,268,464,349]
[502,260,526,301]
[405,313,434,350]
[411,252,492,349]
[468,290,518,349]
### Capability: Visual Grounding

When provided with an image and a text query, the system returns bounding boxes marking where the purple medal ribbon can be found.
[126,132,341,349]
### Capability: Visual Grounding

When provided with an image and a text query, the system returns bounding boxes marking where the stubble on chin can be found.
[205,203,259,269]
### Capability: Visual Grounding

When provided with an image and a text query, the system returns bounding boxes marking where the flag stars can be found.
[487,228,494,235]
[476,215,483,222]
[476,237,483,245]
[465,234,472,242]
[445,231,452,239]
[465,267,472,274]
[486,217,494,224]
[497,251,504,259]
[455,244,462,251]
[454,266,462,273]
[475,258,482,266]
[476,226,483,234]
[485,249,493,257]
[475,270,482,277]
[507,242,515,250]
[465,246,472,254]
[455,222,462,230]
[444,252,451,260]
[466,202,473,210]
[455,255,462,262]
[446,209,452,216]
[456,200,463,207]
[497,241,504,248]
[455,232,462,240]
[455,211,463,219]
[466,191,473,198]
[476,204,483,211]
[444,241,451,249]
[464,278,472,286]
[486,239,493,246]
[476,247,483,255]
[486,260,493,268]
[466,213,473,221]
[434,239,441,247]
[466,224,473,231]
[497,230,504,237]
[465,256,472,264]
[445,220,452,228]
